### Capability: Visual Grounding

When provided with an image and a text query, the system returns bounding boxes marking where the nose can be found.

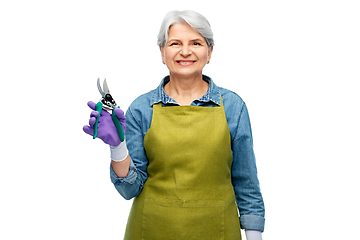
[180,45,192,57]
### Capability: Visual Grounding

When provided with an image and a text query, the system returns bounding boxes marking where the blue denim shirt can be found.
[110,75,265,232]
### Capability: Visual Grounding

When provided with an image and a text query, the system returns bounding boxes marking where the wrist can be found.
[245,230,262,240]
[109,140,128,162]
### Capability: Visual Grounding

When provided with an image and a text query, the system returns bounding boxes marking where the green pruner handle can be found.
[112,107,125,142]
[93,102,103,139]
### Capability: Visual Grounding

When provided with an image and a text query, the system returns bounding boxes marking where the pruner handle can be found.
[93,102,103,139]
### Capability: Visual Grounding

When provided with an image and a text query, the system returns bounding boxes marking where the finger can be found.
[114,108,125,119]
[89,117,97,128]
[83,125,94,136]
[87,101,97,110]
[90,110,99,118]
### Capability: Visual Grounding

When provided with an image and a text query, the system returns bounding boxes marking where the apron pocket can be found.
[142,197,224,240]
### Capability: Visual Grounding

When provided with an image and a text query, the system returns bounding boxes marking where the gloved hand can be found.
[83,101,126,146]
[245,230,262,240]
[83,101,128,162]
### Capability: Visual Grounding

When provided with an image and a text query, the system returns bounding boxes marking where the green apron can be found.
[124,97,241,240]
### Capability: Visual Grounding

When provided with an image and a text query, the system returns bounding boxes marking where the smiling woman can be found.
[83,9,265,240]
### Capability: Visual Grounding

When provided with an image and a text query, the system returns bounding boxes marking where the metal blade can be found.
[97,78,106,97]
[103,79,110,94]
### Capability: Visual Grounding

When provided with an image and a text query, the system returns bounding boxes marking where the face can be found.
[160,23,213,79]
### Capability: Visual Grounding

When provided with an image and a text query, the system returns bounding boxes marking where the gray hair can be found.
[157,10,214,49]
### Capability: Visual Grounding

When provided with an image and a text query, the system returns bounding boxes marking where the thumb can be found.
[87,101,97,110]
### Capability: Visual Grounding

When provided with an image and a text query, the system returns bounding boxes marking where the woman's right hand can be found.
[83,101,126,147]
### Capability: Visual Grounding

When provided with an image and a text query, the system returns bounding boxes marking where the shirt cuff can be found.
[240,215,265,232]
[110,159,137,185]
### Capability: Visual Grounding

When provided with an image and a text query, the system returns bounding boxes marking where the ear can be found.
[160,46,165,64]
[207,46,214,64]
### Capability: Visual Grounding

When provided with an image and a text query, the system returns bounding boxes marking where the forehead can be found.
[168,23,205,41]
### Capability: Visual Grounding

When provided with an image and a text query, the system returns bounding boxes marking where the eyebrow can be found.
[168,38,205,43]
[191,38,205,42]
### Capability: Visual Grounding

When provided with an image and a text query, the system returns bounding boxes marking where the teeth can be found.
[178,61,194,64]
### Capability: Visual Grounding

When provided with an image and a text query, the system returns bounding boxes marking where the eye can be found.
[169,42,179,46]
[193,42,201,46]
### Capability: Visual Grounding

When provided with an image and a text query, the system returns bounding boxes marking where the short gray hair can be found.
[157,10,214,49]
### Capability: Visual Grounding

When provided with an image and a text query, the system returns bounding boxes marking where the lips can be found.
[176,60,196,66]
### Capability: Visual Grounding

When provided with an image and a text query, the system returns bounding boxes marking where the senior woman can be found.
[84,10,265,240]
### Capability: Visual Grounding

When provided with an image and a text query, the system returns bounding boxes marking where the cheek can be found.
[164,49,179,61]
[197,51,210,62]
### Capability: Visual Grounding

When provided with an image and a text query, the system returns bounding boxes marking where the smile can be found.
[176,60,196,66]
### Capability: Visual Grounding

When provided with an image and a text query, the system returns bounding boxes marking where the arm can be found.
[83,101,148,200]
[111,154,131,178]
[109,106,149,200]
[231,103,265,232]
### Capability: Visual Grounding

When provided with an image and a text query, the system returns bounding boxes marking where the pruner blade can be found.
[103,79,110,95]
[97,78,106,97]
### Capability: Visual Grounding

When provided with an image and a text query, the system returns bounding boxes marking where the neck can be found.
[164,72,209,105]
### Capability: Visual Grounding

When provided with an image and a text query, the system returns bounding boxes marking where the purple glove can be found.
[83,101,126,146]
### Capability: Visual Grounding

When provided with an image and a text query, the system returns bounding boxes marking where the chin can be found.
[171,70,203,78]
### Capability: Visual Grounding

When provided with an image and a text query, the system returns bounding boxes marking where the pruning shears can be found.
[93,78,125,142]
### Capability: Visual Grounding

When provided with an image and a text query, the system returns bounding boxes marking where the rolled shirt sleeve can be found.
[110,159,141,200]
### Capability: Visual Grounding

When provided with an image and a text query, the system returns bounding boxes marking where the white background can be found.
[1,0,359,239]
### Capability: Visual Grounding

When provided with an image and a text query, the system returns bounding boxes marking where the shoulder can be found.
[125,88,157,134]
[217,86,250,141]
[126,89,155,121]
[128,76,166,113]
[129,89,155,110]
[218,86,246,112]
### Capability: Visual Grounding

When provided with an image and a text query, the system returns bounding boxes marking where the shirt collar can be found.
[150,75,221,106]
